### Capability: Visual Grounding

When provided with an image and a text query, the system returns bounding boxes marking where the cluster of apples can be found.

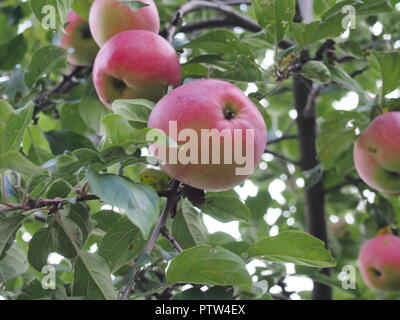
[354,112,400,292]
[61,0,400,293]
[61,0,267,192]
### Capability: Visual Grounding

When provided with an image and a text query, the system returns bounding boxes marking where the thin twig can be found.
[161,226,183,253]
[265,149,301,166]
[0,194,100,213]
[268,134,298,145]
[33,67,91,119]
[163,0,261,42]
[350,66,369,78]
[180,16,260,33]
[120,180,182,300]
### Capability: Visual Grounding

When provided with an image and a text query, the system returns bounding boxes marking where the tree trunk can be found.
[294,0,332,300]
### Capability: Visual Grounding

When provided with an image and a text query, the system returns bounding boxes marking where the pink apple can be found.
[359,234,400,291]
[147,79,268,191]
[60,10,99,67]
[89,0,160,46]
[354,112,400,194]
[92,30,181,108]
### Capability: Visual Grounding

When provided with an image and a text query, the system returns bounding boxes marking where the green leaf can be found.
[79,78,112,135]
[316,111,362,171]
[15,279,50,300]
[47,148,104,177]
[60,103,90,136]
[181,30,253,60]
[86,169,159,238]
[173,286,234,300]
[46,180,73,199]
[27,145,53,166]
[25,46,67,88]
[66,203,92,245]
[112,99,155,127]
[0,100,14,122]
[201,195,251,223]
[4,68,28,102]
[92,210,122,232]
[0,104,34,154]
[27,227,56,271]
[328,64,365,97]
[98,216,145,272]
[289,19,343,48]
[317,128,355,170]
[252,0,296,43]
[248,231,337,267]
[167,245,252,291]
[117,0,149,12]
[208,56,263,82]
[292,0,393,48]
[0,152,43,179]
[0,34,27,71]
[291,0,392,48]
[208,232,250,256]
[172,200,208,249]
[73,250,118,300]
[0,212,28,260]
[245,190,271,219]
[0,243,29,282]
[72,0,93,20]
[370,51,400,96]
[0,13,17,43]
[44,130,95,155]
[53,215,83,259]
[100,114,150,151]
[301,60,331,83]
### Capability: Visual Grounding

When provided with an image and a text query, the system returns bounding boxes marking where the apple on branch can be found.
[61,10,99,67]
[147,79,268,192]
[89,0,160,46]
[354,112,400,195]
[92,30,181,108]
[359,234,400,292]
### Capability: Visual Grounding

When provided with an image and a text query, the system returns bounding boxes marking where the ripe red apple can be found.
[89,0,160,46]
[354,112,400,194]
[61,10,99,67]
[147,79,268,191]
[359,234,400,291]
[92,30,181,108]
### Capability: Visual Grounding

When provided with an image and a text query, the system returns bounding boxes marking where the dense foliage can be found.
[0,0,399,300]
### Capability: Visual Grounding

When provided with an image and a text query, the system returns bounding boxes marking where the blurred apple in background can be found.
[61,10,99,67]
